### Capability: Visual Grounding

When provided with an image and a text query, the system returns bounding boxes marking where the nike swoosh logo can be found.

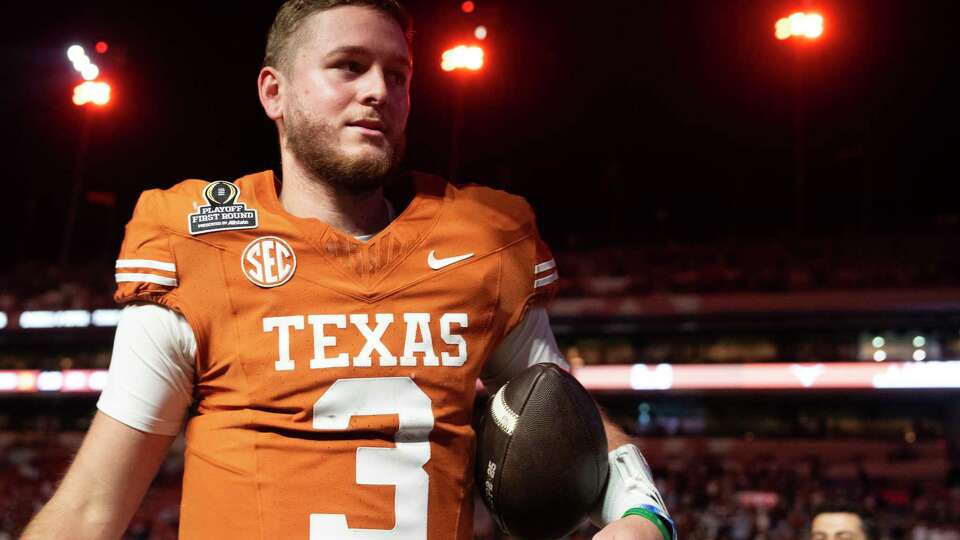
[427,250,474,270]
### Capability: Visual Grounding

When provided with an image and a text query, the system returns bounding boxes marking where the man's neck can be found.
[278,154,391,238]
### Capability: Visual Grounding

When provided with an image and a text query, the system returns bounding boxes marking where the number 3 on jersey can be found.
[311,377,434,539]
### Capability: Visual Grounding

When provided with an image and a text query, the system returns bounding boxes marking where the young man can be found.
[22,2,673,538]
[810,504,876,540]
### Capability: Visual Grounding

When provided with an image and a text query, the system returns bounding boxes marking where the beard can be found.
[285,106,406,196]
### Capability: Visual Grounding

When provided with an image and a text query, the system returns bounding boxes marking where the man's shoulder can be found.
[410,172,538,236]
[129,171,270,237]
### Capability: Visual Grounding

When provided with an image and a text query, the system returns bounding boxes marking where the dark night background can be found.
[3,0,958,265]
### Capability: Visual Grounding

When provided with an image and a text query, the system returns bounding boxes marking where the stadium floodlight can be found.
[442,44,485,182]
[72,81,111,107]
[441,45,484,72]
[70,48,92,71]
[72,55,90,71]
[80,63,100,81]
[775,12,824,40]
[67,45,85,62]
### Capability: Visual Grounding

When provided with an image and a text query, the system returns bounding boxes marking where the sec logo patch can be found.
[242,236,296,288]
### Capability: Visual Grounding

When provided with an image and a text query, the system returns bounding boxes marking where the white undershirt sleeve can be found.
[481,307,569,393]
[96,303,197,436]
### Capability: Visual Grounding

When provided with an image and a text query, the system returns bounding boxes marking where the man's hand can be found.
[594,514,664,540]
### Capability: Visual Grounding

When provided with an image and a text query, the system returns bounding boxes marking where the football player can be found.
[22,1,673,539]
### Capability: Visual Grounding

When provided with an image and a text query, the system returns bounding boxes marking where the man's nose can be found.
[358,67,389,106]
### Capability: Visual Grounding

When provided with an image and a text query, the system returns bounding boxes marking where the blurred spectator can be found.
[810,502,876,540]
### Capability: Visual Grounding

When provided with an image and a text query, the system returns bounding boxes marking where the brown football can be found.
[476,363,608,539]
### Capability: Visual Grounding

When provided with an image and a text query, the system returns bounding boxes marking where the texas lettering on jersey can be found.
[112,170,559,540]
[263,312,469,371]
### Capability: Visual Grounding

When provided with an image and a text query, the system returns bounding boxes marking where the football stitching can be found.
[495,367,545,537]
[490,384,518,435]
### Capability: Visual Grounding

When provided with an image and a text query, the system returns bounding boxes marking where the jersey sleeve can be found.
[498,202,560,335]
[96,304,197,435]
[113,190,181,309]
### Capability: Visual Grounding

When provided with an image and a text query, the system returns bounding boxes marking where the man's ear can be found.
[258,66,284,121]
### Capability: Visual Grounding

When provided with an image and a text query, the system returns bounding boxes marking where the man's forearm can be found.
[601,409,636,450]
[595,407,675,540]
[21,413,175,540]
[20,489,122,540]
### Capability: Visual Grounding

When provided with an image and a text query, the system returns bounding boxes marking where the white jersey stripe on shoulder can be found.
[116,259,177,272]
[534,259,556,274]
[115,273,178,287]
[533,272,558,288]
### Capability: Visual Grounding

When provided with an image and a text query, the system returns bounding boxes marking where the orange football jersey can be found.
[113,170,559,540]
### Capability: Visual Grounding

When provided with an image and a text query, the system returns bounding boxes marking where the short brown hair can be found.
[263,0,413,71]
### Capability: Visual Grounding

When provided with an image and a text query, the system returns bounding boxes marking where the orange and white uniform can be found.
[97,170,563,540]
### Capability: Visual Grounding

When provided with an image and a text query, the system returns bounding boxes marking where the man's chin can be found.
[343,148,396,171]
[312,150,396,194]
[342,139,391,158]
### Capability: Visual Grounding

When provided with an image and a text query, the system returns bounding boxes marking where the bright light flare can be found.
[95,41,109,54]
[80,63,100,81]
[71,53,91,69]
[461,1,475,13]
[67,45,85,62]
[69,49,96,77]
[474,25,488,40]
[775,12,824,40]
[72,81,111,106]
[441,45,484,72]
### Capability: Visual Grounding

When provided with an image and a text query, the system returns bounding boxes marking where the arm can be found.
[23,304,197,539]
[594,412,673,540]
[483,308,672,540]
[602,409,636,450]
[20,412,175,540]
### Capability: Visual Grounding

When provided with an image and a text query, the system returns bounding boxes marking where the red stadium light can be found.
[95,41,109,54]
[72,81,111,106]
[775,12,824,40]
[441,45,484,72]
[461,1,475,13]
